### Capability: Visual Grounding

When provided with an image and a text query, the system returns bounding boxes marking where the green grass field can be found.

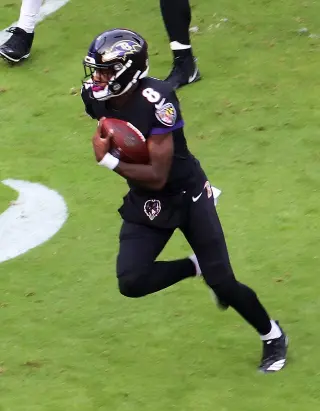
[0,0,320,409]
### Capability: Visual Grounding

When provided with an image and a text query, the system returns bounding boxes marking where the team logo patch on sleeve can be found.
[155,103,177,126]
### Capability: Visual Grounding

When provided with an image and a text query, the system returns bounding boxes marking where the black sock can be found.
[173,48,193,60]
[160,0,191,46]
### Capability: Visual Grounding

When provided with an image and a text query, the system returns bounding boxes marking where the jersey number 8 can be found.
[142,88,161,103]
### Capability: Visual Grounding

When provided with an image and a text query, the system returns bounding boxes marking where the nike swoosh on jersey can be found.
[192,192,203,202]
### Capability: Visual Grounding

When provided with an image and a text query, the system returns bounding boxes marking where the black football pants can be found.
[160,0,191,46]
[116,188,272,335]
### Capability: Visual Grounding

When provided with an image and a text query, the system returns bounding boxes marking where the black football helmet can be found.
[83,28,149,101]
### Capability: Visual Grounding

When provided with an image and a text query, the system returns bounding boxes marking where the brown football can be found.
[101,118,149,164]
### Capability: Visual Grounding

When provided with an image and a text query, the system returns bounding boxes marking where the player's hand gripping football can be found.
[92,117,113,162]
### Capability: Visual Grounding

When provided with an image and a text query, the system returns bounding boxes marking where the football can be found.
[101,118,149,164]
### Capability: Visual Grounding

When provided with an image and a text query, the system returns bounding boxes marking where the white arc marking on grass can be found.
[0,179,68,263]
[0,0,70,45]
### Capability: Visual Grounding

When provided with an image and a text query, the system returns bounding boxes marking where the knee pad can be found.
[117,254,146,298]
[117,260,152,298]
[118,271,146,298]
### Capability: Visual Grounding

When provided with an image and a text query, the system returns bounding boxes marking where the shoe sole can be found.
[0,51,30,63]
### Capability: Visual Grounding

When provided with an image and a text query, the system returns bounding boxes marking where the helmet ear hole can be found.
[111,83,121,92]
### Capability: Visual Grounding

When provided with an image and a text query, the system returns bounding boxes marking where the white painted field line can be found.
[0,179,68,263]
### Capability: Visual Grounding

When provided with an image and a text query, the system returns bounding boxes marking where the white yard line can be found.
[0,0,70,261]
[0,179,68,263]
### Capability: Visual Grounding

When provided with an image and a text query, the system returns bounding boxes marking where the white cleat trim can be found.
[188,68,199,84]
[0,50,30,62]
[266,359,286,372]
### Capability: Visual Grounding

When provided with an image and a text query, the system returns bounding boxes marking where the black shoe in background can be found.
[165,55,201,90]
[0,27,34,63]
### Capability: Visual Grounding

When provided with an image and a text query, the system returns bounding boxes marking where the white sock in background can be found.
[260,320,282,341]
[170,41,191,51]
[17,0,43,33]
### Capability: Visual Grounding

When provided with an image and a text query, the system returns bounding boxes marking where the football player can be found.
[81,28,288,373]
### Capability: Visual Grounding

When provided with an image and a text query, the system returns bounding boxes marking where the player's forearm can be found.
[115,162,167,190]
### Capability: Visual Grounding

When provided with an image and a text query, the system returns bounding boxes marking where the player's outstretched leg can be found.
[160,0,201,89]
[0,0,41,63]
[183,185,288,373]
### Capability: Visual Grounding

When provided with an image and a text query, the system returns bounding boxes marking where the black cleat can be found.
[258,321,288,373]
[165,56,201,90]
[0,27,34,63]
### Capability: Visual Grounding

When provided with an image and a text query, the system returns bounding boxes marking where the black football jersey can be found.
[81,77,201,194]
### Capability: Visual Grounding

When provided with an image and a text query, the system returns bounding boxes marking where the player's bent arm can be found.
[114,133,174,191]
